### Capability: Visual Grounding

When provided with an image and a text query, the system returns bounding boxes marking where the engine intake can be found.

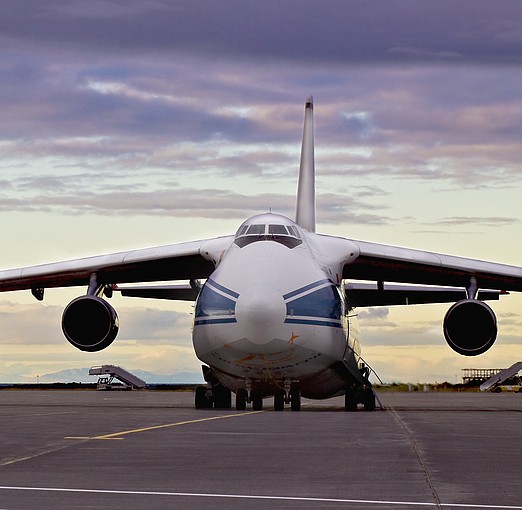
[443,299,497,356]
[62,296,119,352]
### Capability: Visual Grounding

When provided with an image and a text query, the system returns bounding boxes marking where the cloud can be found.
[0,300,63,345]
[433,217,519,227]
[358,308,397,328]
[54,0,168,19]
[0,1,521,65]
[0,299,194,347]
[1,0,522,385]
[0,177,390,224]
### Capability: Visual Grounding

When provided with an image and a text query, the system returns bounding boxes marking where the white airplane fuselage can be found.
[193,213,363,399]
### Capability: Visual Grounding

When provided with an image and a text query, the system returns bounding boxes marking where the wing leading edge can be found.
[343,238,522,293]
[0,236,233,294]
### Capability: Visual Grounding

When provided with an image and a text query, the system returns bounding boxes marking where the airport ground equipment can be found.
[462,367,503,384]
[89,365,147,390]
[479,361,522,392]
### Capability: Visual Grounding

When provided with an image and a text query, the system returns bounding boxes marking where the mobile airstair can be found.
[89,365,147,390]
[479,361,522,392]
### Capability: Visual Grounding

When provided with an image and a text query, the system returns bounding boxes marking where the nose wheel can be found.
[290,387,301,411]
[236,388,247,410]
[251,389,263,411]
[274,389,285,411]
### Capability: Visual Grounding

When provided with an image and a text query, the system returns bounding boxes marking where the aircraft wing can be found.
[345,282,504,307]
[343,239,522,292]
[0,236,233,295]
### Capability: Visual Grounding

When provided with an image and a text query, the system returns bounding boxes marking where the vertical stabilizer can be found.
[295,96,315,233]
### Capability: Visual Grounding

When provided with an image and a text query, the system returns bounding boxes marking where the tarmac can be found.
[0,390,521,510]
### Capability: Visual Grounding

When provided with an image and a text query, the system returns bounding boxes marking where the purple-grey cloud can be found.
[1,1,522,65]
[0,299,194,346]
[0,185,389,225]
[433,217,519,227]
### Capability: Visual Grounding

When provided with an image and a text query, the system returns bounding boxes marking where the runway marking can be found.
[0,445,76,467]
[0,486,521,508]
[65,410,262,440]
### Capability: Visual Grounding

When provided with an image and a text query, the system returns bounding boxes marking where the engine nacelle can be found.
[62,296,119,352]
[443,299,497,356]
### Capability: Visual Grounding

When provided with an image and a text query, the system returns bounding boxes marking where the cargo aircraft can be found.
[1,97,521,411]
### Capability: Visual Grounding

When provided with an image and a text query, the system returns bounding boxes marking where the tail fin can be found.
[295,96,315,233]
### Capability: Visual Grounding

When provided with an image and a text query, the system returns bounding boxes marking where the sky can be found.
[1,0,522,384]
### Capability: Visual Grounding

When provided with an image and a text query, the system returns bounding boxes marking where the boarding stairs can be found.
[479,361,522,392]
[89,365,147,390]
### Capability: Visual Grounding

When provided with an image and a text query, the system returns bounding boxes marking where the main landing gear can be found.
[195,385,303,411]
[195,366,233,409]
[271,387,301,411]
[344,386,376,411]
[195,384,232,409]
[195,366,304,411]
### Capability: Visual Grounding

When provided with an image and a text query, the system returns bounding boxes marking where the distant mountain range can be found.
[25,367,204,384]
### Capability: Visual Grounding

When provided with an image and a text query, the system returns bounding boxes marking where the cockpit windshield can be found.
[235,221,302,248]
[247,224,265,235]
[268,224,288,235]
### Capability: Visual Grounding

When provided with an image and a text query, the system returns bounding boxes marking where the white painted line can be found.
[0,486,521,508]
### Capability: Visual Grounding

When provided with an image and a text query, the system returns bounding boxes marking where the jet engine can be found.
[443,299,497,356]
[62,295,119,352]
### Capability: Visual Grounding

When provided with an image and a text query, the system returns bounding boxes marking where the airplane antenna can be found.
[295,96,316,233]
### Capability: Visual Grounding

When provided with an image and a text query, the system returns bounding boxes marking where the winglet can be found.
[295,96,316,233]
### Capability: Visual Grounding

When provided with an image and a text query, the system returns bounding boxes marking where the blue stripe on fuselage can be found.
[207,279,240,299]
[284,318,343,328]
[194,317,237,326]
[282,279,331,301]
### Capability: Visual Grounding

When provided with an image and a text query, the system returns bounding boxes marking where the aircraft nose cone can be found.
[235,284,286,344]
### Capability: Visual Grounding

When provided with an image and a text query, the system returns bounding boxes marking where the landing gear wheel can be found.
[363,387,376,411]
[344,387,357,412]
[290,388,301,411]
[274,389,285,411]
[236,388,247,410]
[251,389,263,411]
[195,386,212,409]
[213,386,232,409]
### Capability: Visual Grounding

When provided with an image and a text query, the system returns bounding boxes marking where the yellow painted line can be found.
[65,411,262,440]
[64,437,124,440]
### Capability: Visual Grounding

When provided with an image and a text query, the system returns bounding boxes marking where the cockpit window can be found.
[268,224,288,235]
[246,224,265,235]
[236,225,248,237]
[287,225,300,238]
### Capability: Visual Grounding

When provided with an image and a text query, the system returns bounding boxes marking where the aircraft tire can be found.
[274,390,285,411]
[344,387,357,412]
[252,389,263,411]
[290,388,301,411]
[363,387,376,411]
[195,386,212,409]
[213,386,232,409]
[236,388,247,410]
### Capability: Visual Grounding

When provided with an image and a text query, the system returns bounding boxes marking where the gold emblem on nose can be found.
[288,333,299,344]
